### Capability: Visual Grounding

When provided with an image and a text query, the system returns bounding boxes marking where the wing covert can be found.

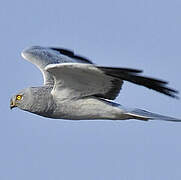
[45,63,123,100]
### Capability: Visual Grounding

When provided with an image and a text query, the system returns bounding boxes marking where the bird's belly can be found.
[50,98,124,120]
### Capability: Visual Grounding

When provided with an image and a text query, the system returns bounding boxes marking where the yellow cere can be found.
[16,95,22,101]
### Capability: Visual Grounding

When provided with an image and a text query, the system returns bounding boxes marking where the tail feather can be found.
[124,108,181,122]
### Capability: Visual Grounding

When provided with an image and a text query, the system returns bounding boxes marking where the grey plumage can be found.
[10,46,180,122]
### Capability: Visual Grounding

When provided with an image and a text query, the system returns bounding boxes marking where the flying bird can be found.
[10,46,180,122]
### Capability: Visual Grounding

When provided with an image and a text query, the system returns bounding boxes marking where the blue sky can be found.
[1,0,181,179]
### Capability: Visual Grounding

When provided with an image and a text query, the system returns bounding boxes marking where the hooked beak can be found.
[10,99,16,109]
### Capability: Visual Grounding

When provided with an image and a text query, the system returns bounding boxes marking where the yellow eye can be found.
[16,95,22,101]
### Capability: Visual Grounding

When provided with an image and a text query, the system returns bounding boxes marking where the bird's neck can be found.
[26,86,55,117]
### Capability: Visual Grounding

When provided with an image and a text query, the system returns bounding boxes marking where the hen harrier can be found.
[10,46,180,122]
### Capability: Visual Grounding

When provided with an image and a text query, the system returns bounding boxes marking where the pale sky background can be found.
[1,0,181,179]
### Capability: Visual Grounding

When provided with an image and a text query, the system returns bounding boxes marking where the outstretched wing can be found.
[21,46,93,86]
[45,63,179,100]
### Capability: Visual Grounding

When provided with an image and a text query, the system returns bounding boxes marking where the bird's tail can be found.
[119,106,181,122]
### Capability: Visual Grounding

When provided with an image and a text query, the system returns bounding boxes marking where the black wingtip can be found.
[99,66,180,99]
[166,89,179,99]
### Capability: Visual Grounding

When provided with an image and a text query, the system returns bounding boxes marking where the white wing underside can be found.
[45,63,121,99]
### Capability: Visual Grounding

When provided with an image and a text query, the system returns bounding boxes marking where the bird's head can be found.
[10,89,32,110]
